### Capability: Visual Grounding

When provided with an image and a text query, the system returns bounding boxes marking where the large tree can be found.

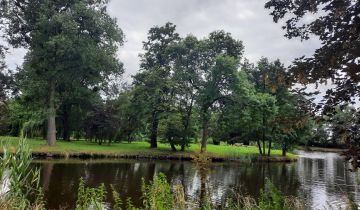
[167,35,201,151]
[194,31,244,152]
[1,0,124,146]
[211,70,259,146]
[133,22,180,148]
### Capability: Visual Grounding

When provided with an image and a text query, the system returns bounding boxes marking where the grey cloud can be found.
[5,0,324,97]
[108,0,321,79]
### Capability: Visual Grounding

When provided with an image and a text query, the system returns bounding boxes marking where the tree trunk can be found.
[180,140,185,151]
[262,116,266,156]
[47,80,56,146]
[200,111,209,153]
[170,142,177,152]
[262,138,266,157]
[150,111,158,148]
[181,97,193,152]
[267,139,272,156]
[257,139,263,155]
[62,104,70,141]
[282,143,287,156]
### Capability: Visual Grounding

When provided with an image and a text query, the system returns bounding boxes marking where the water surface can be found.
[35,151,360,209]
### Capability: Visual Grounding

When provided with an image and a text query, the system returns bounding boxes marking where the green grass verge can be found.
[0,136,296,160]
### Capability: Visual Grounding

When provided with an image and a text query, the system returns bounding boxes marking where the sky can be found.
[5,0,322,81]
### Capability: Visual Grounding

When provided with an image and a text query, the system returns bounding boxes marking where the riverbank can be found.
[0,136,297,162]
[299,146,347,153]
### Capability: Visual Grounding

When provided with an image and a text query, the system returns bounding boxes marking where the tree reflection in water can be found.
[35,152,359,209]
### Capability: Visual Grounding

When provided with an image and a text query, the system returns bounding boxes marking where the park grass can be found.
[0,136,297,161]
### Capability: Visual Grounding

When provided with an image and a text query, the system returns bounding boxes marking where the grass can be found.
[0,136,296,160]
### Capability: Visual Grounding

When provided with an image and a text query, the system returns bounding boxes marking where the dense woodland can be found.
[0,0,359,165]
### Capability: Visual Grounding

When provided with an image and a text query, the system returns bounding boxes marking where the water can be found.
[34,151,360,209]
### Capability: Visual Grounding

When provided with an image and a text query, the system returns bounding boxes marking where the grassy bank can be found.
[0,136,296,161]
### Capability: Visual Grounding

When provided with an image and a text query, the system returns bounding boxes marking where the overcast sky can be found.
[5,0,322,81]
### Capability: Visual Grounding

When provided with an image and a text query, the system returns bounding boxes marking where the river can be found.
[34,150,360,209]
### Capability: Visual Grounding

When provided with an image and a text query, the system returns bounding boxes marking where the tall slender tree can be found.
[133,23,180,148]
[168,35,200,151]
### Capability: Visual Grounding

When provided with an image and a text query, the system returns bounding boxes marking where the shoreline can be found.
[1,150,297,163]
[300,146,347,153]
[0,136,297,163]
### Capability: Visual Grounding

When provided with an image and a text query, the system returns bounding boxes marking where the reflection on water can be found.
[34,151,359,209]
[297,151,359,209]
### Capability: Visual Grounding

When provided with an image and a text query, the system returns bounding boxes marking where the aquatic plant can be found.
[141,173,178,210]
[75,178,107,210]
[0,138,44,210]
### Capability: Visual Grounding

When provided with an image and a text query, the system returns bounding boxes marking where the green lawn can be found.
[0,136,296,160]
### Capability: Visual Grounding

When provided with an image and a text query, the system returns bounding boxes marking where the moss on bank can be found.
[0,136,297,162]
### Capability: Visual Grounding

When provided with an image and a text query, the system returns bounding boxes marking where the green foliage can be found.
[241,57,316,156]
[140,172,189,210]
[141,173,174,210]
[158,112,192,151]
[330,106,360,169]
[265,0,360,165]
[0,139,44,210]
[132,22,180,149]
[265,0,359,107]
[224,179,305,210]
[0,99,46,137]
[0,45,15,103]
[73,172,187,210]
[1,0,124,146]
[111,185,123,210]
[75,177,107,210]
[125,197,138,210]
[258,179,288,210]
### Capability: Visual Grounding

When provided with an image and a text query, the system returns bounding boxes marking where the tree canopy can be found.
[265,0,360,168]
[1,0,124,145]
[265,0,359,107]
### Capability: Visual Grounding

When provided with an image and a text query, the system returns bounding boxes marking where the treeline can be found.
[0,0,355,157]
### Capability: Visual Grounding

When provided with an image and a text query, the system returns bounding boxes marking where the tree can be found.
[279,88,318,156]
[83,101,120,145]
[111,87,143,143]
[211,71,258,146]
[197,54,240,152]
[195,31,244,153]
[245,58,284,156]
[265,0,360,163]
[244,58,315,156]
[330,106,360,169]
[133,23,180,148]
[0,46,14,103]
[158,111,184,151]
[1,0,124,146]
[167,35,200,151]
[265,0,359,107]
